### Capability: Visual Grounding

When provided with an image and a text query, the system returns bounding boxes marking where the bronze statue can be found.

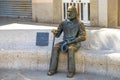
[47,6,86,78]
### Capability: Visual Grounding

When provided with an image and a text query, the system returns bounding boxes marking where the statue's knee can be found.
[54,44,60,50]
[68,46,77,52]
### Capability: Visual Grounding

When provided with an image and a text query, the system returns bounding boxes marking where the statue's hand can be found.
[67,40,71,44]
[66,38,76,44]
[51,29,58,36]
[61,41,68,52]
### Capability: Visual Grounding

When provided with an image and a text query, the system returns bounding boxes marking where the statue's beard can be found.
[67,16,76,21]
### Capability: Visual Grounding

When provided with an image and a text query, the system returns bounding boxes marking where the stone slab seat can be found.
[58,28,120,78]
[0,27,120,78]
[78,28,120,78]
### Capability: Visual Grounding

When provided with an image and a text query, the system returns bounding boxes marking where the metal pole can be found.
[52,35,55,51]
[49,34,55,70]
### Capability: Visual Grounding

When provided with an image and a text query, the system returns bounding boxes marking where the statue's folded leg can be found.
[67,43,80,78]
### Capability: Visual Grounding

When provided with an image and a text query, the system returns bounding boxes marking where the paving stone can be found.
[0,69,119,80]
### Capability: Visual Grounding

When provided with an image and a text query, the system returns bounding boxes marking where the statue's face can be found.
[67,6,77,20]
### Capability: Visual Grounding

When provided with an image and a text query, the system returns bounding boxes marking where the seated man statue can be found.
[47,6,86,78]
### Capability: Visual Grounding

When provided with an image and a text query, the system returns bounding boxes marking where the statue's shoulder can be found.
[61,20,69,25]
[78,21,85,27]
[64,19,69,23]
[78,21,84,25]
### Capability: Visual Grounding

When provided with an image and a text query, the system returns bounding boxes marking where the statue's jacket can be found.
[55,19,86,44]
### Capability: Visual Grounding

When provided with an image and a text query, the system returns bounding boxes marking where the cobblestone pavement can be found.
[0,69,119,80]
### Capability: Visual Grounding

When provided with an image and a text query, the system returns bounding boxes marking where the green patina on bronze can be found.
[47,6,86,78]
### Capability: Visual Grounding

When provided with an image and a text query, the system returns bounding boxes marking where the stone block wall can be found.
[90,0,99,27]
[108,0,118,27]
[118,0,120,26]
[32,0,62,24]
[32,0,53,23]
[53,0,62,24]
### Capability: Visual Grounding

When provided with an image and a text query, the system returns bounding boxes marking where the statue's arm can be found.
[52,23,63,38]
[75,22,87,42]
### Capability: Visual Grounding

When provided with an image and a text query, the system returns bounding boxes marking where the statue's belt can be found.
[64,37,76,41]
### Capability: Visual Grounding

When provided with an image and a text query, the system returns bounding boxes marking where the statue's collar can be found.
[68,19,78,24]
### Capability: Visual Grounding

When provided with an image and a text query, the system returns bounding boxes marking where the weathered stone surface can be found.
[108,0,118,27]
[32,0,53,23]
[53,0,62,23]
[118,0,120,26]
[107,64,120,78]
[90,0,99,26]
[0,23,120,78]
[0,69,119,80]
[83,51,107,75]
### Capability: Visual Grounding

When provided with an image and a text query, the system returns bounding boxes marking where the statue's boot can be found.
[47,71,57,76]
[67,72,75,78]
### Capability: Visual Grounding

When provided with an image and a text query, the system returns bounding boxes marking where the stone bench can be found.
[0,24,120,78]
[75,28,120,78]
[52,27,120,78]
